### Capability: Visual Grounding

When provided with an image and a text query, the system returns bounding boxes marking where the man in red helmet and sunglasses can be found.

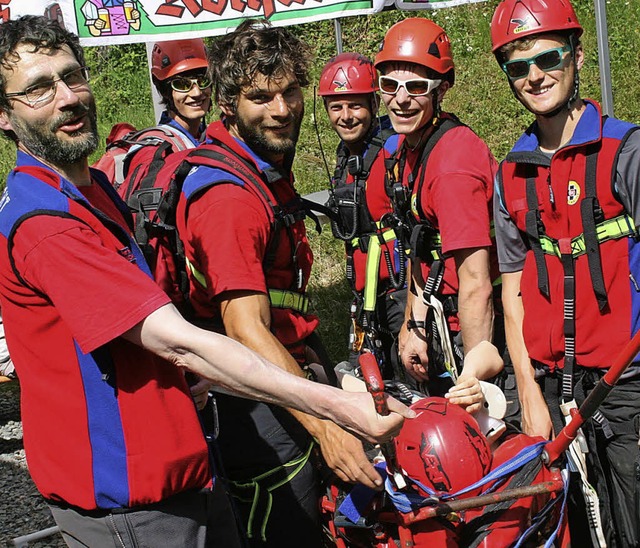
[373,18,504,411]
[491,0,640,545]
[318,53,407,381]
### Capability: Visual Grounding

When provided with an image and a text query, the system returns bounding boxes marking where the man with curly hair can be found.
[176,19,383,547]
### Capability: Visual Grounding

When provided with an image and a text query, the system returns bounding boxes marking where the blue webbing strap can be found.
[338,462,388,524]
[513,465,570,548]
[339,441,548,523]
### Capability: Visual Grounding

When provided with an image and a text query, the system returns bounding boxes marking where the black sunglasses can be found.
[501,45,571,81]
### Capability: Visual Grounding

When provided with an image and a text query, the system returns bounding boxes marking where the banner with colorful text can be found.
[2,0,486,46]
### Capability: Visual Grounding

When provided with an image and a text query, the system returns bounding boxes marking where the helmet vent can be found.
[428,43,441,59]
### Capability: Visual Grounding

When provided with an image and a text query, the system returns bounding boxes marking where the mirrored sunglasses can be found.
[501,45,571,81]
[378,75,442,97]
[169,75,212,93]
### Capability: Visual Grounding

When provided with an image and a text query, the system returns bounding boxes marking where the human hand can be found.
[520,382,552,439]
[332,390,415,445]
[315,422,383,490]
[189,375,212,410]
[445,374,484,414]
[399,325,429,381]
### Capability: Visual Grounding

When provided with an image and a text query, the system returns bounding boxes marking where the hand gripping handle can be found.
[359,352,388,416]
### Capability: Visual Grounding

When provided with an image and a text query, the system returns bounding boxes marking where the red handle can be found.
[359,353,388,416]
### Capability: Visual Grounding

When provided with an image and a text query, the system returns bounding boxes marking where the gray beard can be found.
[12,104,99,167]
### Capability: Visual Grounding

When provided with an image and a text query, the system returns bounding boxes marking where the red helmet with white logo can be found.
[395,397,492,497]
[151,38,208,81]
[374,18,454,84]
[318,52,378,97]
[491,0,583,53]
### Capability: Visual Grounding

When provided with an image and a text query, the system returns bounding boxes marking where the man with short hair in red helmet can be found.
[491,0,640,545]
[374,18,503,409]
[318,53,407,381]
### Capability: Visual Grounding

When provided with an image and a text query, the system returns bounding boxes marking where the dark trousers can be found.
[538,367,640,547]
[49,483,242,548]
[213,393,323,548]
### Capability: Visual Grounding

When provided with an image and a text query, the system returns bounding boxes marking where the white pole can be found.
[594,0,614,116]
[145,41,164,122]
[333,19,343,54]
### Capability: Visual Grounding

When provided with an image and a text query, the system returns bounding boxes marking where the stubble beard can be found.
[11,99,99,167]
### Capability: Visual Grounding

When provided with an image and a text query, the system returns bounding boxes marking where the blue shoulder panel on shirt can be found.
[182,165,246,200]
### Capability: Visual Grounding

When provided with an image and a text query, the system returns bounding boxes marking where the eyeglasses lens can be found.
[25,67,89,104]
[379,76,437,97]
[171,76,212,93]
[504,48,564,80]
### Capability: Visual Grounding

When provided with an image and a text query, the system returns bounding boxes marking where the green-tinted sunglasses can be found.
[169,75,212,93]
[501,45,571,81]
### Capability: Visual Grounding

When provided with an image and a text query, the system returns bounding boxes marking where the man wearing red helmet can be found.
[491,0,640,545]
[318,52,406,380]
[374,18,503,409]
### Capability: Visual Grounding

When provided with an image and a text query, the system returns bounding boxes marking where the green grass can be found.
[0,0,638,362]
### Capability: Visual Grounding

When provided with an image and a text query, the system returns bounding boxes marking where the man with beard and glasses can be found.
[0,16,411,547]
[175,19,384,548]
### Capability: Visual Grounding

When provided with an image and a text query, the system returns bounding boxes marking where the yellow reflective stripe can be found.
[363,229,398,312]
[268,288,309,314]
[185,256,207,288]
[539,214,635,258]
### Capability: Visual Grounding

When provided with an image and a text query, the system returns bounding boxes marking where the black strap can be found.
[580,148,608,311]
[559,238,576,400]
[411,116,464,222]
[524,172,550,297]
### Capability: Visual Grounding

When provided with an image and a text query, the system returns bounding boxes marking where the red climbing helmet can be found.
[318,52,378,96]
[491,0,583,53]
[374,18,454,81]
[151,38,208,81]
[395,397,492,496]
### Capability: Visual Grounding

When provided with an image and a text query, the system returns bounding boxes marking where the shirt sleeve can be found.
[13,216,170,353]
[186,183,271,298]
[424,127,496,255]
[613,129,640,228]
[493,174,527,273]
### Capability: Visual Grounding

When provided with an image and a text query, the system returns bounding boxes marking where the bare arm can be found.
[446,340,504,413]
[502,271,552,438]
[122,303,413,445]
[452,247,494,354]
[219,291,385,489]
[398,258,430,381]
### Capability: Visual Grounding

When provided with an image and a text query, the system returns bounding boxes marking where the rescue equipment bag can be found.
[91,122,192,190]
[117,138,327,312]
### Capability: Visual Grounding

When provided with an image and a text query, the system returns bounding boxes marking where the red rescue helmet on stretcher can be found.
[395,397,492,497]
[318,53,379,96]
[490,0,583,53]
[151,38,209,81]
[374,18,454,85]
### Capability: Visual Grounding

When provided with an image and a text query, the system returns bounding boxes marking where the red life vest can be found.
[498,100,640,371]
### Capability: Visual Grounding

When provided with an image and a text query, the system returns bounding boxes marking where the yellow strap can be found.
[185,256,207,288]
[539,214,635,258]
[229,441,315,541]
[268,288,309,314]
[184,260,308,314]
[362,229,398,312]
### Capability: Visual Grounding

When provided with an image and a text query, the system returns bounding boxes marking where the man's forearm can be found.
[124,303,409,443]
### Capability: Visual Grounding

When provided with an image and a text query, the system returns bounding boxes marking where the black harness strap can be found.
[524,171,550,298]
[580,149,608,311]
